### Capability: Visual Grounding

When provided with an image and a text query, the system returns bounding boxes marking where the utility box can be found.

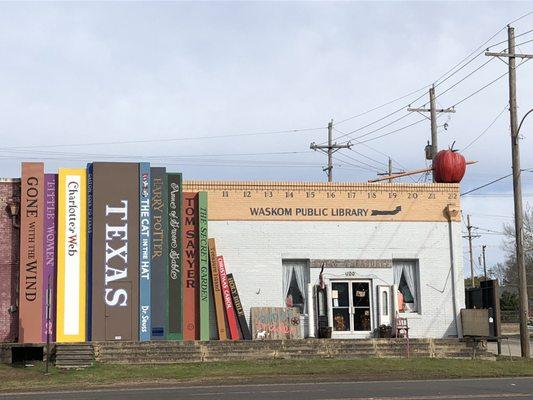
[461,308,490,337]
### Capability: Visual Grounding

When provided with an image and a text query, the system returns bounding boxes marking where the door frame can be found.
[327,278,373,339]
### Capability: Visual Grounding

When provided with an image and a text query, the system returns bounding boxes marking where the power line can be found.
[461,173,513,196]
[334,85,431,126]
[0,126,326,150]
[451,60,527,109]
[462,104,509,152]
[334,151,384,173]
[355,118,427,144]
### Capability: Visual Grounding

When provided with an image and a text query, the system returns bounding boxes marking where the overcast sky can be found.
[1,1,532,272]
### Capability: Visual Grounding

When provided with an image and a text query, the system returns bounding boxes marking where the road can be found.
[2,377,533,400]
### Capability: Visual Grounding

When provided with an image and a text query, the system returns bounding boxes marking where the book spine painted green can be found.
[167,173,183,340]
[198,192,210,341]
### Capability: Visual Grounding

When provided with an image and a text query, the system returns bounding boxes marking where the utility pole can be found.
[482,245,487,280]
[376,157,404,183]
[310,120,352,182]
[467,215,475,288]
[486,25,533,358]
[407,86,455,181]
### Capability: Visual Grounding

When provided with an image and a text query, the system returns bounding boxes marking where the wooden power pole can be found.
[408,86,455,181]
[310,120,352,182]
[482,245,487,280]
[486,25,533,358]
[466,215,476,287]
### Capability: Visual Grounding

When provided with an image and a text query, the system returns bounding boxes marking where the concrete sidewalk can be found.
[488,336,533,357]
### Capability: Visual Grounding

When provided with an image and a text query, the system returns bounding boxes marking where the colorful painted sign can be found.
[19,162,45,343]
[198,192,210,341]
[217,256,240,340]
[42,174,57,342]
[56,168,87,342]
[150,167,168,339]
[251,307,302,340]
[139,163,151,341]
[91,162,139,341]
[167,173,183,340]
[208,238,227,340]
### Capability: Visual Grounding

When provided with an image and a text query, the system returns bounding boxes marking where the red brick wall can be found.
[0,180,20,342]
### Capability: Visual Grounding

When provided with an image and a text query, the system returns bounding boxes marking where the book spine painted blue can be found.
[139,163,151,341]
[150,167,167,339]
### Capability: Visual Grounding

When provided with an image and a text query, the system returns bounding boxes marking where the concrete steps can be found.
[90,338,495,364]
[55,343,94,369]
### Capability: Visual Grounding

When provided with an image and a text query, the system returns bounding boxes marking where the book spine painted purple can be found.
[42,173,57,342]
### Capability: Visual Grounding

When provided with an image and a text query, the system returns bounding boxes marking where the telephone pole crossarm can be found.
[407,86,455,181]
[310,119,352,182]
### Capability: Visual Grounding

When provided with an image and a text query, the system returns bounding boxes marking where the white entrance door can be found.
[329,280,373,338]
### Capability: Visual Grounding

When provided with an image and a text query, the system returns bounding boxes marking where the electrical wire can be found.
[355,118,427,144]
[0,126,326,150]
[462,104,509,152]
[461,173,513,196]
[334,84,431,126]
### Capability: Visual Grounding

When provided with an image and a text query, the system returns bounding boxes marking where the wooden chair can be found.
[395,316,410,358]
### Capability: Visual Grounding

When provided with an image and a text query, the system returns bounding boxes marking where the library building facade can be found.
[185,180,465,339]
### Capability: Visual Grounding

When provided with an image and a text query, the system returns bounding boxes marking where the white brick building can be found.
[185,180,465,339]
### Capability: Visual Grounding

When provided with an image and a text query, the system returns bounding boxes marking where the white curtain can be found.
[282,260,310,313]
[394,260,418,307]
[283,263,294,299]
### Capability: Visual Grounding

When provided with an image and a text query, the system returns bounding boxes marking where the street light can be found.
[517,108,533,135]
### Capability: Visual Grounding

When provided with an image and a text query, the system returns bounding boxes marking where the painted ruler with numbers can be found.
[183,181,461,222]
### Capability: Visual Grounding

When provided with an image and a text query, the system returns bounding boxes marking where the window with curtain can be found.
[393,260,419,313]
[282,260,310,314]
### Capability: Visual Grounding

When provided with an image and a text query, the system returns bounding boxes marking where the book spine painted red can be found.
[217,256,240,340]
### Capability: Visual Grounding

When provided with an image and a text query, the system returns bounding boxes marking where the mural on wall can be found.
[251,307,302,340]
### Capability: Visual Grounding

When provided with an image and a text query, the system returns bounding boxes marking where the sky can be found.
[1,1,532,273]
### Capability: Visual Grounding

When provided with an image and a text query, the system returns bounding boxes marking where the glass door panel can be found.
[332,282,350,331]
[352,282,371,331]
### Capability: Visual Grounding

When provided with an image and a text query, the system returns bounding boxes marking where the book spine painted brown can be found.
[208,238,227,340]
[19,162,45,343]
[182,192,198,340]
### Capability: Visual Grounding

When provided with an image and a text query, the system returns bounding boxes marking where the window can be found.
[393,260,419,313]
[382,291,389,316]
[282,260,310,314]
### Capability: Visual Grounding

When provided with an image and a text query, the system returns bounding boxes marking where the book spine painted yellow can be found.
[56,168,87,342]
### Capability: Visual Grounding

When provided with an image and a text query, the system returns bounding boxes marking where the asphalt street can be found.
[2,377,533,400]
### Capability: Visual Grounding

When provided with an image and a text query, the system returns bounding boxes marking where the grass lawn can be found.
[1,358,533,392]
